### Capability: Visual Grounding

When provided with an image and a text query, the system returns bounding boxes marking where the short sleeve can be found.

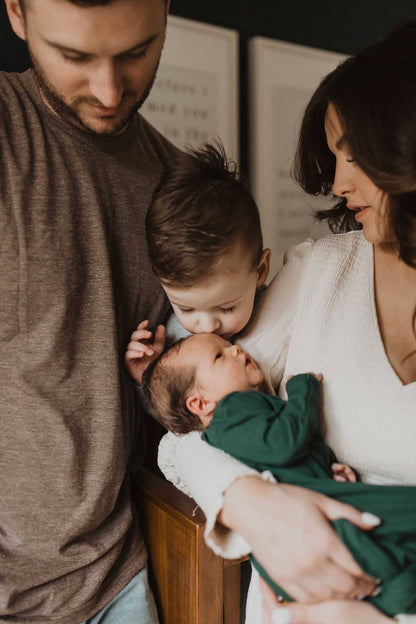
[238,239,313,390]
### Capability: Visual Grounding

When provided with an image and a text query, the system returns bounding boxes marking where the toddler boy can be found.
[144,332,416,618]
[125,142,270,384]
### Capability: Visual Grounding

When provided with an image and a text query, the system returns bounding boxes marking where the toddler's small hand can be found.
[124,320,166,384]
[332,462,357,483]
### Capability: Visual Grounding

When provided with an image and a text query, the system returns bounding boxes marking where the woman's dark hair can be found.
[294,18,416,267]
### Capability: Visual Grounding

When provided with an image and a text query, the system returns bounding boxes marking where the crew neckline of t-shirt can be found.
[21,69,139,153]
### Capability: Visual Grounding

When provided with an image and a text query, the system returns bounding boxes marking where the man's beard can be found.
[30,51,159,136]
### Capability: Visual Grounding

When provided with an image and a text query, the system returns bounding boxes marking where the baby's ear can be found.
[186,393,215,427]
[256,248,271,288]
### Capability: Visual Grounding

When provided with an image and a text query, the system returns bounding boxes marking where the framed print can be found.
[141,15,239,162]
[249,37,346,273]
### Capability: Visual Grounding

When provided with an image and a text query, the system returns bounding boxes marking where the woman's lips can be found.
[355,207,370,222]
[347,205,370,222]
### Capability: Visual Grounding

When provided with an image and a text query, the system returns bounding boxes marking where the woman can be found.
[159,19,416,624]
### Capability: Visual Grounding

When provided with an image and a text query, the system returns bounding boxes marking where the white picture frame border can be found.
[249,37,346,273]
[142,14,239,162]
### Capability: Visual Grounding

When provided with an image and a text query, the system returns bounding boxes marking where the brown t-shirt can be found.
[0,70,176,623]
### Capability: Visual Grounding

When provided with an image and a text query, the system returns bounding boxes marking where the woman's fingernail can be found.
[362,512,381,526]
[371,586,382,597]
[271,608,292,624]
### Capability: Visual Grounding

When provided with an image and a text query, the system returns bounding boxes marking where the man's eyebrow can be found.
[43,33,159,57]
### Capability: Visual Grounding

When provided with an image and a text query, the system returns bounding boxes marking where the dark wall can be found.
[171,0,416,55]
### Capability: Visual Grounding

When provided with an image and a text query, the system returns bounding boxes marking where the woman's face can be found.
[324,103,391,245]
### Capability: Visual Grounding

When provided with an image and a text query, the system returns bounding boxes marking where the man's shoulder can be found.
[135,113,182,166]
[0,70,37,128]
[0,70,32,103]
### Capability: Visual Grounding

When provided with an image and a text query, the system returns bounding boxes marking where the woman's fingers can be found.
[270,599,392,624]
[319,494,381,531]
[224,481,378,605]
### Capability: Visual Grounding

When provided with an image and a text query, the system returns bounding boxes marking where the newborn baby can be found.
[145,333,416,617]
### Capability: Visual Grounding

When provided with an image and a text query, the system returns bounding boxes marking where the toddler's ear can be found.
[256,248,271,288]
[186,393,215,428]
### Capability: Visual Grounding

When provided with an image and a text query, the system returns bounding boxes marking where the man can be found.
[1,0,174,621]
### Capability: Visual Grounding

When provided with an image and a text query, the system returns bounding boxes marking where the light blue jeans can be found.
[82,566,159,624]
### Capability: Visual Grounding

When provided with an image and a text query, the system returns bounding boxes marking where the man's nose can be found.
[89,62,124,108]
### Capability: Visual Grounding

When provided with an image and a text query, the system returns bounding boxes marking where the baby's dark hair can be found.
[144,337,202,434]
[146,141,264,287]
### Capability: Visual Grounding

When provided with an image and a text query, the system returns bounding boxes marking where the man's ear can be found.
[186,392,216,428]
[256,248,271,288]
[5,1,27,41]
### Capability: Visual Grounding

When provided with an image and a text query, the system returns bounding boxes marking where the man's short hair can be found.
[146,142,264,287]
[144,338,202,434]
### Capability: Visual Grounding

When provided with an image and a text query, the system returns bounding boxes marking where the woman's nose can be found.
[332,162,353,197]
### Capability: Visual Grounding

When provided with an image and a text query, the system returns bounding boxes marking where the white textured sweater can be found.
[159,232,416,621]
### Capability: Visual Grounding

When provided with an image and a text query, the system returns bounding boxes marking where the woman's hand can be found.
[221,478,379,603]
[261,577,392,624]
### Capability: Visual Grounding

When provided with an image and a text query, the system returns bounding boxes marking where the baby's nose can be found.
[228,344,241,356]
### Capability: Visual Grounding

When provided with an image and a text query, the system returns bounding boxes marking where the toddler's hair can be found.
[144,338,202,434]
[146,141,263,287]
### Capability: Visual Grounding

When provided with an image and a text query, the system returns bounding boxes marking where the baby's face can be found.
[179,333,264,402]
[162,246,269,339]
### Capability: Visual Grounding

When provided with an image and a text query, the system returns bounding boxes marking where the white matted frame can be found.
[249,37,346,274]
[141,15,239,162]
